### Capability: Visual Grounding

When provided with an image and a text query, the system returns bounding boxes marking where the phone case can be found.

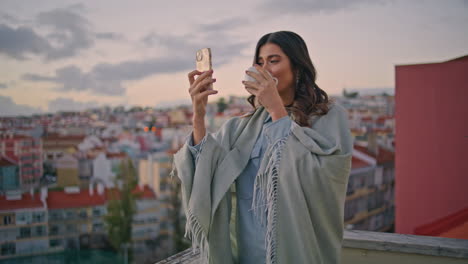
[196,48,213,90]
[196,48,212,72]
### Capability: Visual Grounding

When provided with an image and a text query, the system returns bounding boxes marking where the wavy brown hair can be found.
[247,31,331,127]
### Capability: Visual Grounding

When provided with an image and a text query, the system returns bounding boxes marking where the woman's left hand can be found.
[242,64,288,120]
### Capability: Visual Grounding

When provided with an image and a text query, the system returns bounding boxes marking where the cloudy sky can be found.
[0,0,467,116]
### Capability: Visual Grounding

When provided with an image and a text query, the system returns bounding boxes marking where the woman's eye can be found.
[257,62,264,66]
[269,60,279,64]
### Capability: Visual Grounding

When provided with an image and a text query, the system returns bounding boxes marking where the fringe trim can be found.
[184,206,210,264]
[251,133,290,264]
[169,158,176,179]
[170,161,210,263]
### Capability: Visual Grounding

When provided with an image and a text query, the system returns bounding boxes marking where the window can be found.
[32,212,45,223]
[1,243,15,256]
[49,239,62,247]
[16,212,29,225]
[3,215,13,225]
[19,227,31,238]
[92,208,102,217]
[66,224,77,234]
[79,210,88,219]
[92,223,103,232]
[49,225,59,236]
[50,210,63,221]
[65,210,75,219]
[35,226,46,237]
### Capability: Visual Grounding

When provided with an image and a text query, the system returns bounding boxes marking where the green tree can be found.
[217,97,228,113]
[104,159,140,262]
[343,88,359,98]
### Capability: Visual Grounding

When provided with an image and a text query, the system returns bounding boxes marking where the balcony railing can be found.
[156,230,468,264]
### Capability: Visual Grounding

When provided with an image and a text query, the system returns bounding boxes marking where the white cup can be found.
[244,66,278,85]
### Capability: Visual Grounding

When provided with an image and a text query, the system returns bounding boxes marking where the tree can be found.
[343,88,359,99]
[104,159,140,262]
[217,97,228,113]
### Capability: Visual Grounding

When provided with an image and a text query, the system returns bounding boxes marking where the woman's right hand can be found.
[188,69,217,118]
[188,69,217,145]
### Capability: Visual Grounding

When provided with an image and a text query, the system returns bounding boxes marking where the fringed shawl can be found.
[172,104,353,264]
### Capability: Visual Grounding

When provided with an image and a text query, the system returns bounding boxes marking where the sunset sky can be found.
[1,0,467,116]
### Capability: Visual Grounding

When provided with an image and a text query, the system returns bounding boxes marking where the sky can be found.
[0,0,467,116]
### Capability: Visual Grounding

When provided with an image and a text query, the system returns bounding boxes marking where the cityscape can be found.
[0,90,397,263]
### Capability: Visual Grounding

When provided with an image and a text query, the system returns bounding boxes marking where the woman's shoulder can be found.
[309,102,348,129]
[327,101,347,115]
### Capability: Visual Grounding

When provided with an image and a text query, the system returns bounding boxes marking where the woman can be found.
[173,31,353,264]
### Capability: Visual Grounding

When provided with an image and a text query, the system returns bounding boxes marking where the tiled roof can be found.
[354,145,394,163]
[134,185,156,199]
[106,185,156,200]
[0,193,44,211]
[0,134,33,140]
[47,190,106,209]
[351,156,372,169]
[43,134,86,141]
[0,156,17,166]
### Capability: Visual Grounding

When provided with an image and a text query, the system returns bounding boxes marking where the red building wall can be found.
[0,134,43,189]
[395,55,468,235]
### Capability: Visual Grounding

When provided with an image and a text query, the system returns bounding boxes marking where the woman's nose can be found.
[261,64,271,72]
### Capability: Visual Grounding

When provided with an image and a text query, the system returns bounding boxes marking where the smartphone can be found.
[196,48,213,90]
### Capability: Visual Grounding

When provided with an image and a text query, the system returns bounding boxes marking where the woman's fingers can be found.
[190,78,216,96]
[242,80,259,90]
[245,69,265,83]
[191,70,213,89]
[188,70,202,85]
[193,89,218,103]
[242,80,259,96]
[254,64,271,80]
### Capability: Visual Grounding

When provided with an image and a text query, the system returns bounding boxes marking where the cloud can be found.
[95,32,124,40]
[22,56,191,95]
[0,12,27,25]
[48,97,99,113]
[143,17,250,65]
[0,24,52,60]
[0,95,41,116]
[258,0,389,15]
[0,83,7,89]
[198,17,249,32]
[35,7,94,60]
[0,7,122,61]
[22,18,250,96]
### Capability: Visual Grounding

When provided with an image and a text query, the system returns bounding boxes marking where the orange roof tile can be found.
[47,190,106,209]
[0,193,44,211]
[354,145,394,163]
[0,156,17,166]
[105,185,156,200]
[351,156,372,169]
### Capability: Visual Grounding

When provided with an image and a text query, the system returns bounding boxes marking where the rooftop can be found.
[47,189,107,209]
[0,193,44,211]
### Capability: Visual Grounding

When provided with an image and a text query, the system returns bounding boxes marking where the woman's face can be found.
[257,43,295,98]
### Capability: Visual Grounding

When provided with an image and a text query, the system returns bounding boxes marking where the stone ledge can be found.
[343,230,468,259]
[156,230,468,263]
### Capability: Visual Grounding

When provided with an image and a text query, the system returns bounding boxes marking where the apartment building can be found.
[0,134,43,190]
[0,191,49,259]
